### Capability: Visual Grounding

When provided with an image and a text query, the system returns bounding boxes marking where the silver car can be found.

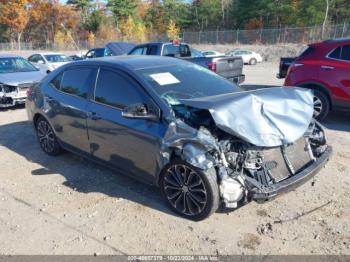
[28,52,72,74]
[0,54,45,108]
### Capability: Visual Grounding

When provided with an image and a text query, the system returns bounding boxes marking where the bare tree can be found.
[322,0,329,39]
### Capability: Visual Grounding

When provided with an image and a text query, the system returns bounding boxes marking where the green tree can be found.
[83,9,104,33]
[192,0,222,30]
[107,0,137,25]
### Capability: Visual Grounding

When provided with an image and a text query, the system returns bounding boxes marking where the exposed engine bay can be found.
[164,87,331,209]
[0,83,30,108]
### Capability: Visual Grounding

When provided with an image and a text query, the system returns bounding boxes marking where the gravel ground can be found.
[0,62,349,255]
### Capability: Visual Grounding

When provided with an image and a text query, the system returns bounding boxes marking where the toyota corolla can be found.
[26,56,332,220]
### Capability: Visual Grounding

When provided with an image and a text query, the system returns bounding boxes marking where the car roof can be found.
[36,52,66,56]
[0,54,22,58]
[68,55,183,70]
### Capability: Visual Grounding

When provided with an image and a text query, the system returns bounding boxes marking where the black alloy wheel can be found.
[36,117,61,156]
[161,160,219,221]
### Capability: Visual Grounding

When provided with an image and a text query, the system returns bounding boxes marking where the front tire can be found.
[35,117,61,156]
[160,160,219,221]
[313,90,330,121]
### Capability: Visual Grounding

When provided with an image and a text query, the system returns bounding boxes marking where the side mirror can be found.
[37,60,45,64]
[122,103,159,121]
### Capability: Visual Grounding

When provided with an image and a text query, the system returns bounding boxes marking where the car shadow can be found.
[323,111,350,132]
[0,120,178,217]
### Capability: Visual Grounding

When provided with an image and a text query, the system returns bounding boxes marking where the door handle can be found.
[321,65,335,70]
[88,112,101,120]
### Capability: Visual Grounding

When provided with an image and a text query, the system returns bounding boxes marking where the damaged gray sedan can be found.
[26,56,332,220]
[0,55,45,108]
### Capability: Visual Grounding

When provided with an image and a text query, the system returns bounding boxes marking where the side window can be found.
[328,47,341,59]
[50,73,63,90]
[95,69,144,108]
[147,45,158,55]
[85,50,95,59]
[179,45,191,57]
[105,48,113,56]
[129,47,147,55]
[28,55,35,62]
[60,68,96,98]
[341,45,350,61]
[95,49,105,57]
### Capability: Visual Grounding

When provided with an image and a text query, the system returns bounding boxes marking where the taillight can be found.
[208,62,217,72]
[287,62,304,75]
[26,87,33,97]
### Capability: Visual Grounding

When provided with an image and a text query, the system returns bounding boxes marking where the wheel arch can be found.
[297,81,333,110]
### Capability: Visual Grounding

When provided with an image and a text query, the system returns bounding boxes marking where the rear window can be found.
[298,46,315,58]
[162,44,191,57]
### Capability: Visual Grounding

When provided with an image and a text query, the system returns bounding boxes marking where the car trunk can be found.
[213,56,243,80]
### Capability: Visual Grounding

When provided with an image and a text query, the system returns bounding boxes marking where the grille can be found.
[262,138,313,182]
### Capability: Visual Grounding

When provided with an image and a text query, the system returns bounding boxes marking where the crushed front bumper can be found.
[251,145,332,202]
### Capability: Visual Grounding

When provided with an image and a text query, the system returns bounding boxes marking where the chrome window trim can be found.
[325,46,350,63]
[50,66,96,101]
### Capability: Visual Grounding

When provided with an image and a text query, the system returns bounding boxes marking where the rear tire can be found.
[313,90,330,121]
[35,117,62,156]
[249,58,257,65]
[160,159,219,221]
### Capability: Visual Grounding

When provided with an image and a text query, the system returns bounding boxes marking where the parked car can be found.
[85,48,110,59]
[202,50,225,57]
[277,57,296,78]
[85,42,135,59]
[28,53,72,74]
[0,54,45,108]
[226,49,263,65]
[26,56,331,220]
[284,38,350,120]
[128,42,245,84]
[69,54,84,61]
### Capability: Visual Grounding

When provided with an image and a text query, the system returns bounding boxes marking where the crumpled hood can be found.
[0,70,45,86]
[180,87,314,147]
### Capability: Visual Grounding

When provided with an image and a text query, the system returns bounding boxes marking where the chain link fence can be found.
[0,23,349,51]
[181,23,350,45]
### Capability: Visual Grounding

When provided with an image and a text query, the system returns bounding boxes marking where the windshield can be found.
[0,57,38,73]
[138,63,240,106]
[44,54,71,63]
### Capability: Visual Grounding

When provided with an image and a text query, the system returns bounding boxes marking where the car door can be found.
[321,45,350,108]
[86,67,165,183]
[45,66,98,153]
[240,51,251,63]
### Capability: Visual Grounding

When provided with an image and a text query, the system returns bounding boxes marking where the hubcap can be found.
[313,96,323,117]
[163,164,207,216]
[37,120,55,153]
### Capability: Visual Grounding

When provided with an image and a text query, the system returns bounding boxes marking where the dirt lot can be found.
[0,62,349,255]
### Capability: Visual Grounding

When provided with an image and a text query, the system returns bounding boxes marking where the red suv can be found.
[285,38,350,120]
